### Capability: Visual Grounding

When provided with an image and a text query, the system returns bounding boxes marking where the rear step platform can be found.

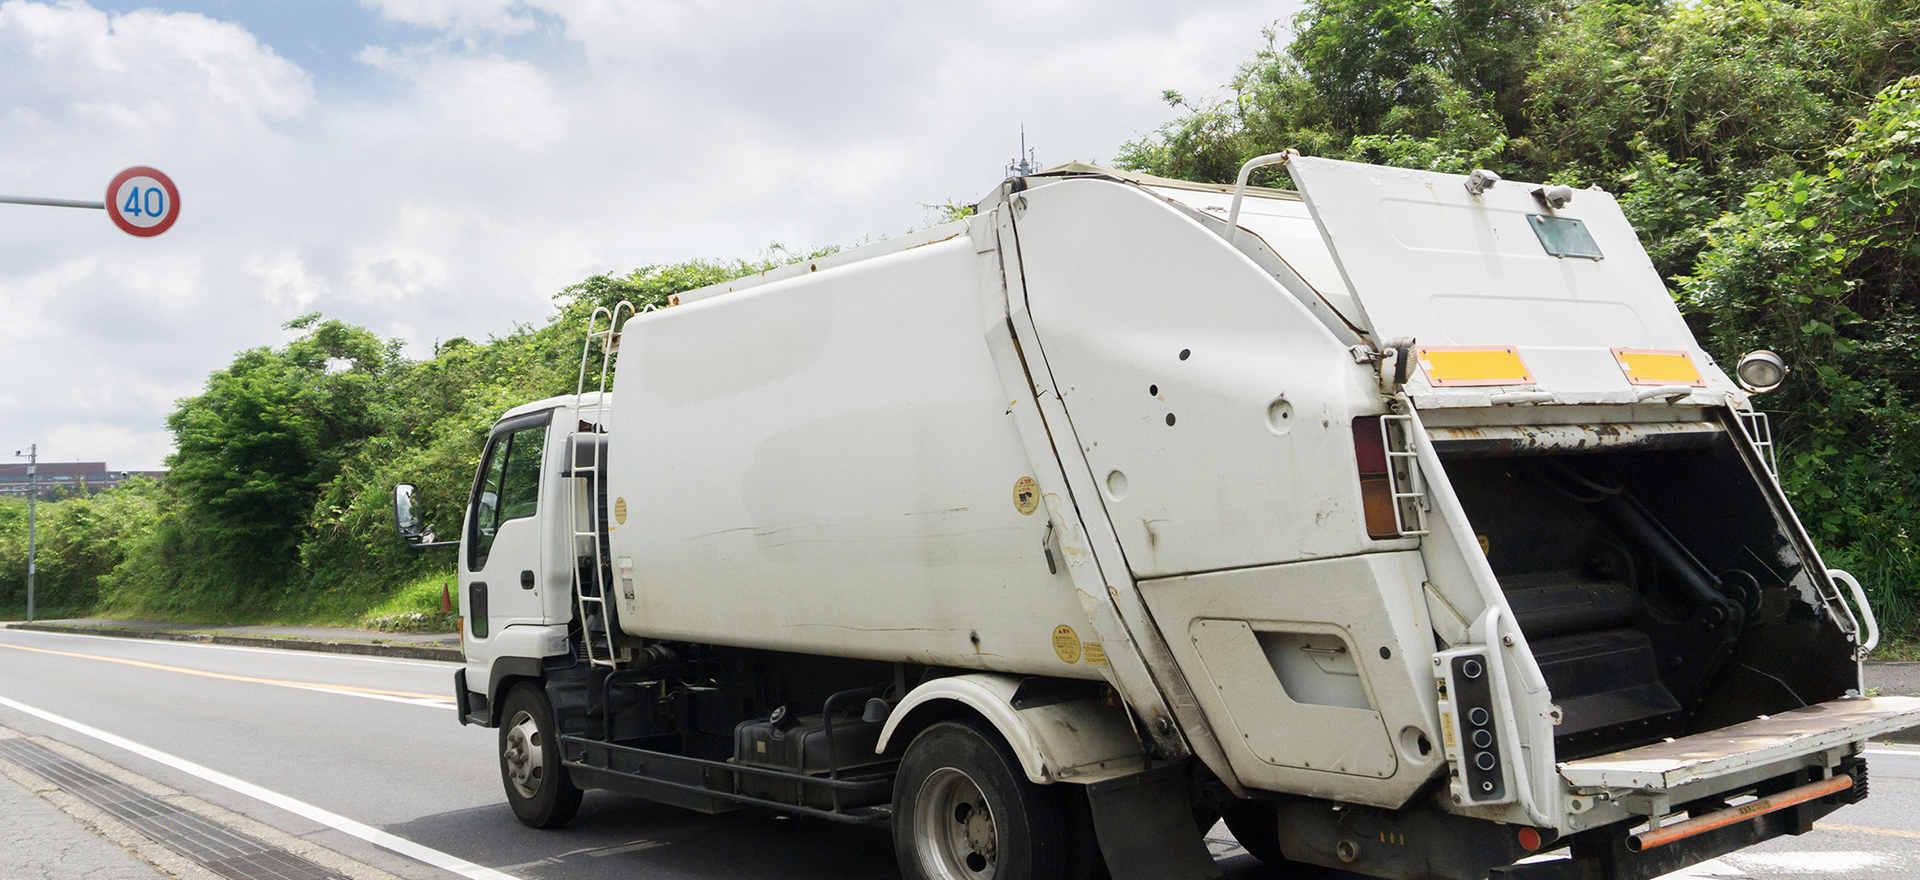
[1559,696,1920,791]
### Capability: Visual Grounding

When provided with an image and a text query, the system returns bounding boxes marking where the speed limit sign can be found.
[106,166,179,237]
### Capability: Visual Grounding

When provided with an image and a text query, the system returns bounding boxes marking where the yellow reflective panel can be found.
[1417,347,1533,387]
[1612,348,1704,386]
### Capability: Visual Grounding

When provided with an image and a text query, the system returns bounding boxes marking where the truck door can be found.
[463,411,551,647]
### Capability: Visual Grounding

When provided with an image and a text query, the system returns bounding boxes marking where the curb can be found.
[5,623,463,663]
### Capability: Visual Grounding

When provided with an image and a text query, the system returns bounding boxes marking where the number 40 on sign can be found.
[107,166,180,237]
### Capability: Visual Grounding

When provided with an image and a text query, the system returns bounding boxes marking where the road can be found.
[0,625,1916,880]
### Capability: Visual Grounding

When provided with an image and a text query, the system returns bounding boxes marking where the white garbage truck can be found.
[393,153,1920,880]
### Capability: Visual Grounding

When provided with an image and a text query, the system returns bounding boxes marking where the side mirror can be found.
[393,483,433,544]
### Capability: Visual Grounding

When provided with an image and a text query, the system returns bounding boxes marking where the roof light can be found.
[1531,185,1574,210]
[1465,169,1501,196]
[1735,350,1787,394]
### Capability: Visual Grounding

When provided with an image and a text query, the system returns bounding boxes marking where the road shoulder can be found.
[0,724,416,880]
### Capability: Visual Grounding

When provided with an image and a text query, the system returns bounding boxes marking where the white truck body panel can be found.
[604,232,1100,677]
[1284,156,1743,409]
[1137,184,1365,328]
[1013,179,1391,580]
[1139,551,1444,806]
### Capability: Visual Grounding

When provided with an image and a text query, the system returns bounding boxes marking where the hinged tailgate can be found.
[1283,156,1732,405]
[1558,696,1920,791]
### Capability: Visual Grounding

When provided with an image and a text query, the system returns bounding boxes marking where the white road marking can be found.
[0,694,519,880]
[1657,858,1743,877]
[1531,855,1744,878]
[0,626,458,668]
[1530,854,1745,878]
[281,685,455,710]
[1726,851,1890,872]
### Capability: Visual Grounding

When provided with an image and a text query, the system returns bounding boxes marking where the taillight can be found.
[1353,416,1399,539]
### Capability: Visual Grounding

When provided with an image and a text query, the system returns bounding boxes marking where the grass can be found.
[358,572,459,632]
[0,604,101,623]
[1870,635,1920,661]
[9,569,461,633]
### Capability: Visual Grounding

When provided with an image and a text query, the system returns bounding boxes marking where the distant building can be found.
[0,462,167,497]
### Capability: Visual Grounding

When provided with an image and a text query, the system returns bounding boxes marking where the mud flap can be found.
[454,668,474,726]
[1085,764,1221,880]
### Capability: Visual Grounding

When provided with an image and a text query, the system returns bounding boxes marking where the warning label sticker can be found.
[1014,476,1040,515]
[1052,624,1081,664]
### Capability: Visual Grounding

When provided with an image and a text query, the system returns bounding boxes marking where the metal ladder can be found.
[1735,409,1780,481]
[571,303,633,669]
[1380,411,1430,537]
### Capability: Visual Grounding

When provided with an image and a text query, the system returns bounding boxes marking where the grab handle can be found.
[1226,151,1299,243]
[1829,568,1879,653]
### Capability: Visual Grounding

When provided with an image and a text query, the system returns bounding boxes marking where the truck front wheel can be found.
[499,682,583,828]
[893,720,1072,880]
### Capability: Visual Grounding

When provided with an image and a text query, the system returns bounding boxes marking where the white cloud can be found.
[359,0,538,36]
[1,0,1296,468]
[0,1,311,153]
[245,250,332,316]
[356,46,565,152]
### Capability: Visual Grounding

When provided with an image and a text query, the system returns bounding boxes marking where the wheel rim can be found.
[503,709,545,800]
[913,766,998,879]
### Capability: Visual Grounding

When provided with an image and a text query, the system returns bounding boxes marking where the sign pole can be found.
[13,445,34,623]
[0,195,106,210]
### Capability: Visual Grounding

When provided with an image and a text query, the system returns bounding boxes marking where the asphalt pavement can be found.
[0,753,169,880]
[2,621,1919,880]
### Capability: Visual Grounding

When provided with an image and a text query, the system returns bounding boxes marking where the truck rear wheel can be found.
[894,720,1073,880]
[499,683,583,828]
[1221,800,1287,866]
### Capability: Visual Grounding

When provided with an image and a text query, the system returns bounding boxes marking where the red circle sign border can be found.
[106,166,180,238]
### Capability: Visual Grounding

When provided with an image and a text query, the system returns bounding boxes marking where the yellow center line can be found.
[0,641,449,702]
[1816,822,1920,840]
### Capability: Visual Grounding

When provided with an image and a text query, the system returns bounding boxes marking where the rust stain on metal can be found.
[1426,423,1723,457]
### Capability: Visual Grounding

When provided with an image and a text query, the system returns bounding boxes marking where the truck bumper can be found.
[1491,762,1865,880]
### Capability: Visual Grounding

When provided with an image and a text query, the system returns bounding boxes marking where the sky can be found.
[0,0,1300,470]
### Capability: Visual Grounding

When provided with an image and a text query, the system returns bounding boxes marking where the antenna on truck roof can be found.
[1006,125,1040,178]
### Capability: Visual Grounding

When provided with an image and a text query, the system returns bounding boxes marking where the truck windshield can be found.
[468,423,546,571]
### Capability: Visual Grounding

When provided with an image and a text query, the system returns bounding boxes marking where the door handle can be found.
[469,583,487,638]
[521,570,535,590]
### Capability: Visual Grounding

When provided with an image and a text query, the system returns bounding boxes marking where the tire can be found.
[893,720,1077,880]
[1221,799,1288,866]
[499,683,583,828]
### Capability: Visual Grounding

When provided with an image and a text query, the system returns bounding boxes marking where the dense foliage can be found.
[1120,0,1920,642]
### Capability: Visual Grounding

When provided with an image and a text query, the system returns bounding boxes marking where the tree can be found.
[161,316,396,604]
